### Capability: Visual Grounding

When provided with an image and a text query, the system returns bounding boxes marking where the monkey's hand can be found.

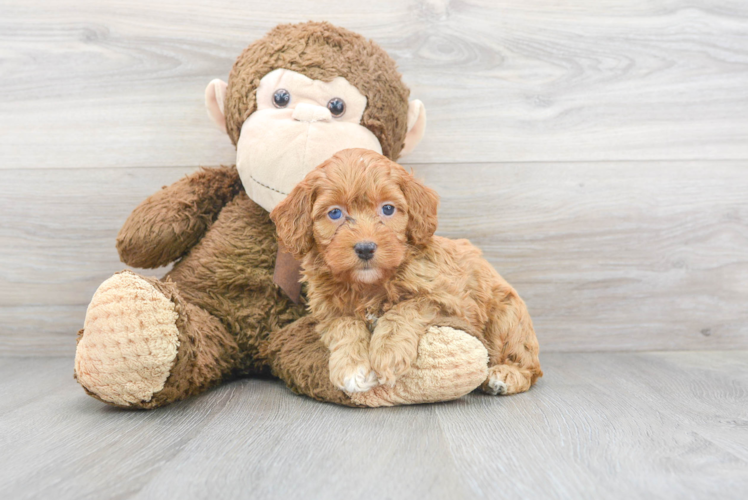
[116,165,242,268]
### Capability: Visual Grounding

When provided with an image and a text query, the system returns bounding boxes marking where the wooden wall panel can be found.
[2,163,745,355]
[2,0,747,355]
[1,0,747,169]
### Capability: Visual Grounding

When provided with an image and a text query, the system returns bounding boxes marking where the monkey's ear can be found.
[205,79,228,133]
[270,179,316,260]
[400,100,427,157]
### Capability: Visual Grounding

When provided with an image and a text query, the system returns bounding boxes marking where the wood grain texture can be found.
[1,162,746,355]
[436,350,748,500]
[1,0,748,169]
[0,352,745,499]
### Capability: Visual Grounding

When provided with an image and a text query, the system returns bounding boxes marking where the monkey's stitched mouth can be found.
[247,173,288,196]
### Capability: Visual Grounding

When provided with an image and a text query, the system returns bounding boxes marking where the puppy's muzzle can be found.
[354,241,377,261]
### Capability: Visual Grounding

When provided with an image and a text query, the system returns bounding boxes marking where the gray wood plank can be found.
[0,362,240,499]
[2,0,747,169]
[431,160,748,352]
[0,352,745,499]
[2,162,746,355]
[0,306,88,356]
[136,387,469,500]
[0,167,176,308]
[435,351,748,500]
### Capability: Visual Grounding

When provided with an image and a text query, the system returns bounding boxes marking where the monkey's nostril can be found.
[354,242,377,261]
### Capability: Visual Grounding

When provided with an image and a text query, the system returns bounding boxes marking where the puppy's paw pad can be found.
[482,364,531,396]
[485,376,508,395]
[341,366,379,393]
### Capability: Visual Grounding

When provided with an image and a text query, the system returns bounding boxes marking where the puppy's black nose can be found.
[354,241,377,261]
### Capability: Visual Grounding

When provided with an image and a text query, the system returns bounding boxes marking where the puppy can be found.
[271,148,542,395]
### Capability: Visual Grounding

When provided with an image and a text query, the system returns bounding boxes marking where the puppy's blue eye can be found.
[381,204,396,216]
[328,208,343,220]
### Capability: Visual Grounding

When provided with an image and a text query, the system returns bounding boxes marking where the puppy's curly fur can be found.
[271,149,542,395]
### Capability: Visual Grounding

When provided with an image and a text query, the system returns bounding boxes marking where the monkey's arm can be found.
[116,165,243,268]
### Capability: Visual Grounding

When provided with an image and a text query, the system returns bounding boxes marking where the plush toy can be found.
[73,22,489,409]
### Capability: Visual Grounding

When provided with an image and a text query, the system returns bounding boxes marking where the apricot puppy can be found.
[271,149,542,395]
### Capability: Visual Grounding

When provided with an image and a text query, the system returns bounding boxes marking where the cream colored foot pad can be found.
[350,326,488,407]
[75,272,180,406]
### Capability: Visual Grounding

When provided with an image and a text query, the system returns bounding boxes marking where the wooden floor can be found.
[1,351,746,499]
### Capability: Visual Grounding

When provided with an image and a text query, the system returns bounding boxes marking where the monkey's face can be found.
[206,23,428,213]
[235,69,382,212]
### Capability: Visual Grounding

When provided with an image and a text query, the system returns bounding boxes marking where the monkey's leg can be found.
[262,317,489,407]
[480,291,543,396]
[75,270,239,409]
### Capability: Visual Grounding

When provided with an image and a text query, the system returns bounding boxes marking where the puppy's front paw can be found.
[344,366,379,393]
[485,375,508,395]
[482,364,532,396]
[369,336,418,387]
[329,358,378,393]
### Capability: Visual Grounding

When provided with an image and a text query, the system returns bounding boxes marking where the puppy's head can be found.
[270,148,439,285]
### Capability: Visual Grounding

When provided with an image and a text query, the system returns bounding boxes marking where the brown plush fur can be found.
[116,166,244,269]
[75,22,426,409]
[225,21,411,160]
[260,316,363,407]
[76,272,241,409]
[120,175,308,371]
[164,191,308,375]
[81,173,310,408]
[88,163,415,408]
[272,149,543,394]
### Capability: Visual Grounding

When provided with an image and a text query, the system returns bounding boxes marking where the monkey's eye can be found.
[273,89,291,108]
[381,204,396,217]
[328,208,343,220]
[327,98,346,117]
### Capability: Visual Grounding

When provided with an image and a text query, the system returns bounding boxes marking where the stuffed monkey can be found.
[74,22,489,409]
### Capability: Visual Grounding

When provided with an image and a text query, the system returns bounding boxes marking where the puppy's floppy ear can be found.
[270,176,317,259]
[400,170,439,246]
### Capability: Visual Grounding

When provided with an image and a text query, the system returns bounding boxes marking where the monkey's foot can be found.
[349,326,488,407]
[75,271,181,407]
